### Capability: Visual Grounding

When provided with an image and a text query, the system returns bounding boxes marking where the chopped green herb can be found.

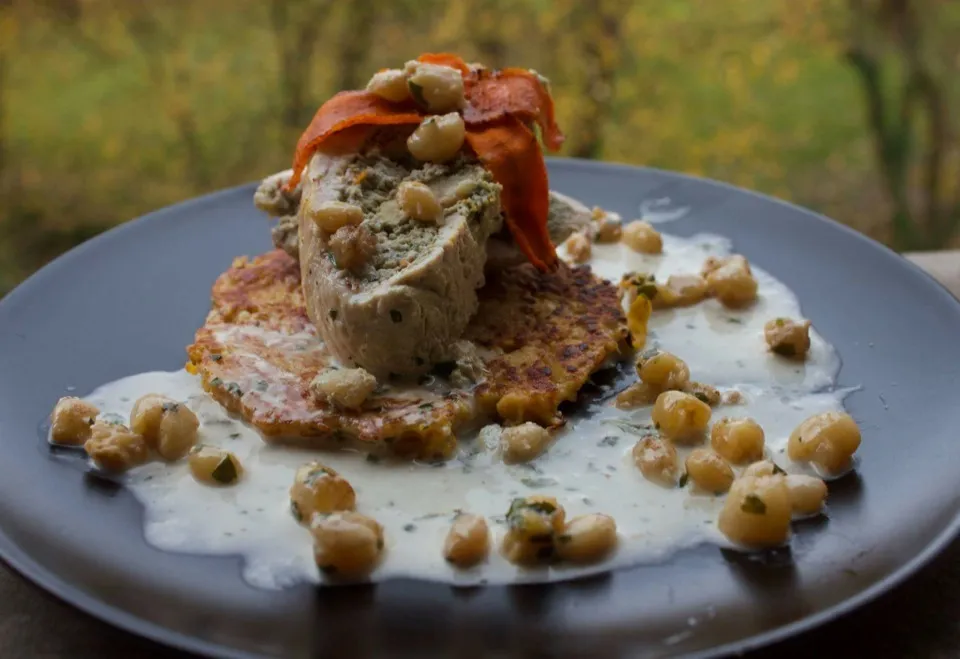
[329,309,338,320]
[772,463,787,476]
[211,456,239,484]
[506,498,558,530]
[694,392,709,404]
[390,309,402,323]
[741,494,767,515]
[290,500,303,522]
[678,472,689,488]
[638,282,658,299]
[775,318,786,327]
[418,403,434,410]
[161,401,180,413]
[772,343,797,357]
[432,361,456,378]
[407,80,427,107]
[726,317,743,325]
[229,432,241,439]
[598,435,619,447]
[602,419,656,436]
[638,347,660,363]
[365,453,381,464]
[255,379,269,392]
[210,354,222,362]
[225,382,243,397]
[210,377,223,387]
[520,476,556,489]
[403,523,417,532]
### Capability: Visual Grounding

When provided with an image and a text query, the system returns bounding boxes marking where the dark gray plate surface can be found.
[1,160,959,659]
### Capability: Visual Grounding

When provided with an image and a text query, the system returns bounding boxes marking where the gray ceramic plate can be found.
[1,160,959,659]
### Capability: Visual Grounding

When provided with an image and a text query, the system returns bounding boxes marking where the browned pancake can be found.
[187,250,627,459]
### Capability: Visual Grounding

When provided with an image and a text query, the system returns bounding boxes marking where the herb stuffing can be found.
[407,80,427,107]
[506,498,556,530]
[741,494,767,515]
[211,456,239,485]
[603,419,657,436]
[772,343,797,357]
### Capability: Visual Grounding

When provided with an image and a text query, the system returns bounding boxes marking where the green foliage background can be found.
[1,0,958,296]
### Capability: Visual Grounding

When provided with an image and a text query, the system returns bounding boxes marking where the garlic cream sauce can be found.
[84,231,848,590]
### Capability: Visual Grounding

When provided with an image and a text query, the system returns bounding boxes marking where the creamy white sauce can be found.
[81,231,849,590]
[638,197,689,224]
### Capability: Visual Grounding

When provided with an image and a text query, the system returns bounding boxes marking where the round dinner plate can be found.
[1,160,959,659]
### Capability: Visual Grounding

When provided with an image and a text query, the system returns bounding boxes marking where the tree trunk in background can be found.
[35,0,112,62]
[567,0,629,160]
[0,0,11,189]
[270,0,331,142]
[0,37,6,192]
[844,47,915,248]
[121,3,213,189]
[470,0,508,70]
[844,0,957,249]
[334,1,376,92]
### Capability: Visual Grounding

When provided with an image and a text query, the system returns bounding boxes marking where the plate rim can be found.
[1,157,959,659]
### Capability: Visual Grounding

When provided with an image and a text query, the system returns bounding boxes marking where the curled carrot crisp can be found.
[287,91,422,190]
[284,53,565,271]
[465,116,555,271]
[463,68,564,151]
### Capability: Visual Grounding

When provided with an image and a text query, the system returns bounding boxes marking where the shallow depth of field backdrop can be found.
[1,0,958,296]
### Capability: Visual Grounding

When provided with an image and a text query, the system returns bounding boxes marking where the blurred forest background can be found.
[1,0,959,296]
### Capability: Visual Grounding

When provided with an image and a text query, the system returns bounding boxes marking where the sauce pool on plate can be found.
[75,230,851,590]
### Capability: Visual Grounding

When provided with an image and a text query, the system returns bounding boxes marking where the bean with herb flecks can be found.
[50,396,99,446]
[500,496,566,565]
[787,411,861,474]
[189,445,244,486]
[718,470,791,547]
[443,513,490,567]
[130,394,199,461]
[556,513,618,563]
[290,462,356,524]
[684,449,734,494]
[311,511,384,578]
[710,417,765,464]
